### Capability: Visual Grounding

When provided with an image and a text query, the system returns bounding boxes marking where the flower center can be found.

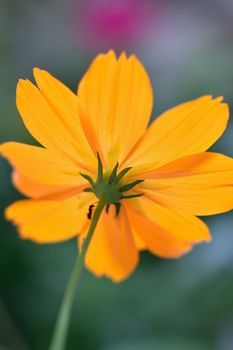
[80,154,144,216]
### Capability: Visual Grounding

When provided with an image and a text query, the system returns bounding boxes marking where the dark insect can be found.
[87,204,95,220]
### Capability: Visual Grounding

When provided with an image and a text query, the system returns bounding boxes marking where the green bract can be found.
[80,154,144,215]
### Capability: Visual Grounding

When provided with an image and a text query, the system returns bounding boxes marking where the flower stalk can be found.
[48,196,106,350]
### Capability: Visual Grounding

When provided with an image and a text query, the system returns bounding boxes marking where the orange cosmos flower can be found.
[1,50,233,282]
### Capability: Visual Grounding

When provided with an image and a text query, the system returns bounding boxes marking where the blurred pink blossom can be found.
[71,0,159,50]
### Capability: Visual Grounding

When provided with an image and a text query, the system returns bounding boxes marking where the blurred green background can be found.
[1,0,233,349]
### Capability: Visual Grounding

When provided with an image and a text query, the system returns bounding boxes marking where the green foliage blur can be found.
[0,1,233,349]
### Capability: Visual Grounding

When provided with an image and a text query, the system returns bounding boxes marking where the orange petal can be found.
[124,196,210,259]
[16,72,95,170]
[78,50,153,168]
[0,142,86,198]
[6,194,94,243]
[81,205,138,282]
[141,152,233,215]
[124,96,229,174]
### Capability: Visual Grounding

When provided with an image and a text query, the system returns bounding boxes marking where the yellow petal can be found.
[132,231,147,250]
[0,142,86,198]
[141,152,233,183]
[78,50,153,168]
[6,194,94,243]
[12,171,69,198]
[141,152,233,215]
[16,74,95,169]
[124,196,210,258]
[81,205,138,282]
[145,187,233,216]
[124,96,229,173]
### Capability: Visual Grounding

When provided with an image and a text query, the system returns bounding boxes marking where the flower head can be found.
[1,51,233,282]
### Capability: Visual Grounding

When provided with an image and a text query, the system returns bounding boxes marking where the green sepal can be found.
[80,173,95,187]
[97,153,103,181]
[83,187,93,193]
[105,202,121,216]
[108,162,119,184]
[106,204,110,214]
[119,179,144,192]
[115,167,132,183]
[121,193,143,199]
[114,202,121,216]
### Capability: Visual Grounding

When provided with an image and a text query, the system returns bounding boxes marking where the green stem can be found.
[48,197,106,350]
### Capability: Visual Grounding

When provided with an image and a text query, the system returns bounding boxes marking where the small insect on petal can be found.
[87,204,96,220]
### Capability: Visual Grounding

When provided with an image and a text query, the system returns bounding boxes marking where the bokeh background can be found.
[1,0,233,349]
